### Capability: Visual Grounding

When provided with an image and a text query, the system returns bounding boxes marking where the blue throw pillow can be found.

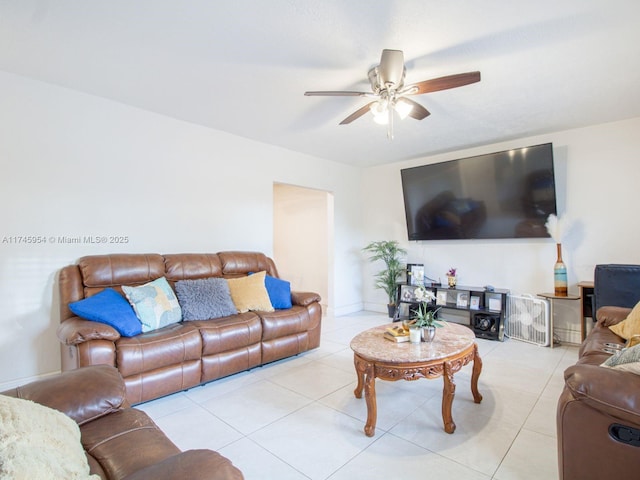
[265,275,292,309]
[69,288,142,337]
[248,272,292,309]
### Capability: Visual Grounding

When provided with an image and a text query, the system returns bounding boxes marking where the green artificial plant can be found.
[362,240,407,308]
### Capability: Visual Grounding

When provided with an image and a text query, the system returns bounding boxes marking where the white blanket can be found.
[0,395,99,480]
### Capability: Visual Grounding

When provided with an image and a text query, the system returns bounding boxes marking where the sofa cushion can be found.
[250,272,292,309]
[226,271,274,313]
[78,253,166,288]
[116,323,202,377]
[122,277,182,332]
[0,395,99,480]
[69,288,142,337]
[609,301,640,339]
[80,408,180,480]
[175,277,237,320]
[191,312,262,356]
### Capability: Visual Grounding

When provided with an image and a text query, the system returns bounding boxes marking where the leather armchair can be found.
[557,265,640,479]
[2,365,243,480]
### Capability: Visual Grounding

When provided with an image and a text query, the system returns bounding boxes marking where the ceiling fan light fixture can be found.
[394,98,413,120]
[369,101,389,125]
[305,49,480,137]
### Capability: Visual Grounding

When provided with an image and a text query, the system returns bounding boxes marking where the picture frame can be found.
[470,295,481,310]
[456,292,469,308]
[488,296,502,311]
[406,263,425,286]
[436,290,448,306]
[398,302,412,318]
[399,284,417,302]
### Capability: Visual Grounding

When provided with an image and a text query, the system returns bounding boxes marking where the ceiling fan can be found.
[304,49,480,139]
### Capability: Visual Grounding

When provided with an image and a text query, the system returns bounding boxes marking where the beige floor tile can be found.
[328,432,490,480]
[390,405,523,476]
[249,403,376,480]
[269,361,357,400]
[153,404,243,451]
[494,429,558,480]
[219,438,309,480]
[200,379,312,435]
[140,311,566,479]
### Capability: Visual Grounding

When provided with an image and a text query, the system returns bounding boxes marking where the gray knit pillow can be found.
[175,278,238,321]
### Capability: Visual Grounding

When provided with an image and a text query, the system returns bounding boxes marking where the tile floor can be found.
[137,311,578,479]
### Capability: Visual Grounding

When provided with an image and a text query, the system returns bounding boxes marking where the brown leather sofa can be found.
[57,251,322,404]
[2,365,243,480]
[557,306,640,479]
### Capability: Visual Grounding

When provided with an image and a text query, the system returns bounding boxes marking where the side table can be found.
[578,281,595,341]
[537,293,580,348]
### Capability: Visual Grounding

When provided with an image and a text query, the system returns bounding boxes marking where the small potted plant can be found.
[446,267,457,288]
[412,286,443,342]
[362,240,407,317]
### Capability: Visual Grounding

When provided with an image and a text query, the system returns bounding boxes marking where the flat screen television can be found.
[401,143,557,240]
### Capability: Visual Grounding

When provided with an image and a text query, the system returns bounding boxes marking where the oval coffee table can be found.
[350,322,482,437]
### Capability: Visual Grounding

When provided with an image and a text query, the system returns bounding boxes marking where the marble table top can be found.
[350,322,476,364]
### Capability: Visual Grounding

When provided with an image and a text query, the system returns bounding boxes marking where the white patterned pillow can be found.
[601,343,640,372]
[122,277,182,332]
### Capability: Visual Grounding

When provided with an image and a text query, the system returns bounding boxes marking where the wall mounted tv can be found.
[401,142,557,241]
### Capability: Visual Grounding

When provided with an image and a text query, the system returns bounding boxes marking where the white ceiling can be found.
[1,0,639,167]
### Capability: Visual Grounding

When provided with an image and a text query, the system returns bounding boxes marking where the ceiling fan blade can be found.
[401,98,431,120]
[304,91,370,97]
[409,71,481,95]
[339,102,377,125]
[379,49,405,87]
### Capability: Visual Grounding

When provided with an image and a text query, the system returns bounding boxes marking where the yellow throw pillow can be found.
[609,301,640,340]
[226,271,274,313]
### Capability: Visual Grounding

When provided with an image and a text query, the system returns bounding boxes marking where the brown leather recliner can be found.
[557,306,640,479]
[57,251,322,404]
[2,365,243,480]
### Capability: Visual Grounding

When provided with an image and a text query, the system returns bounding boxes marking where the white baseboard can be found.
[554,327,582,346]
[0,370,61,392]
[362,302,387,314]
[334,302,365,317]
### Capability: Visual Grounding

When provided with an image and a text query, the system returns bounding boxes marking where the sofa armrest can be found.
[122,450,244,480]
[2,365,127,425]
[291,291,321,307]
[596,306,632,327]
[564,364,640,425]
[57,316,121,345]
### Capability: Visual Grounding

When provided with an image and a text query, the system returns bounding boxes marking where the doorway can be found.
[273,183,333,315]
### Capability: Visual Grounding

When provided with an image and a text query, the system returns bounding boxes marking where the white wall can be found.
[361,116,640,342]
[4,66,638,386]
[0,71,363,387]
[273,183,332,312]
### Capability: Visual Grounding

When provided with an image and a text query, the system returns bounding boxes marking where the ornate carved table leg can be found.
[442,361,457,434]
[363,362,377,437]
[471,343,483,404]
[353,355,365,399]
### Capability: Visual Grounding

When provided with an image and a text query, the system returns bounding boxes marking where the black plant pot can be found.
[387,304,397,318]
